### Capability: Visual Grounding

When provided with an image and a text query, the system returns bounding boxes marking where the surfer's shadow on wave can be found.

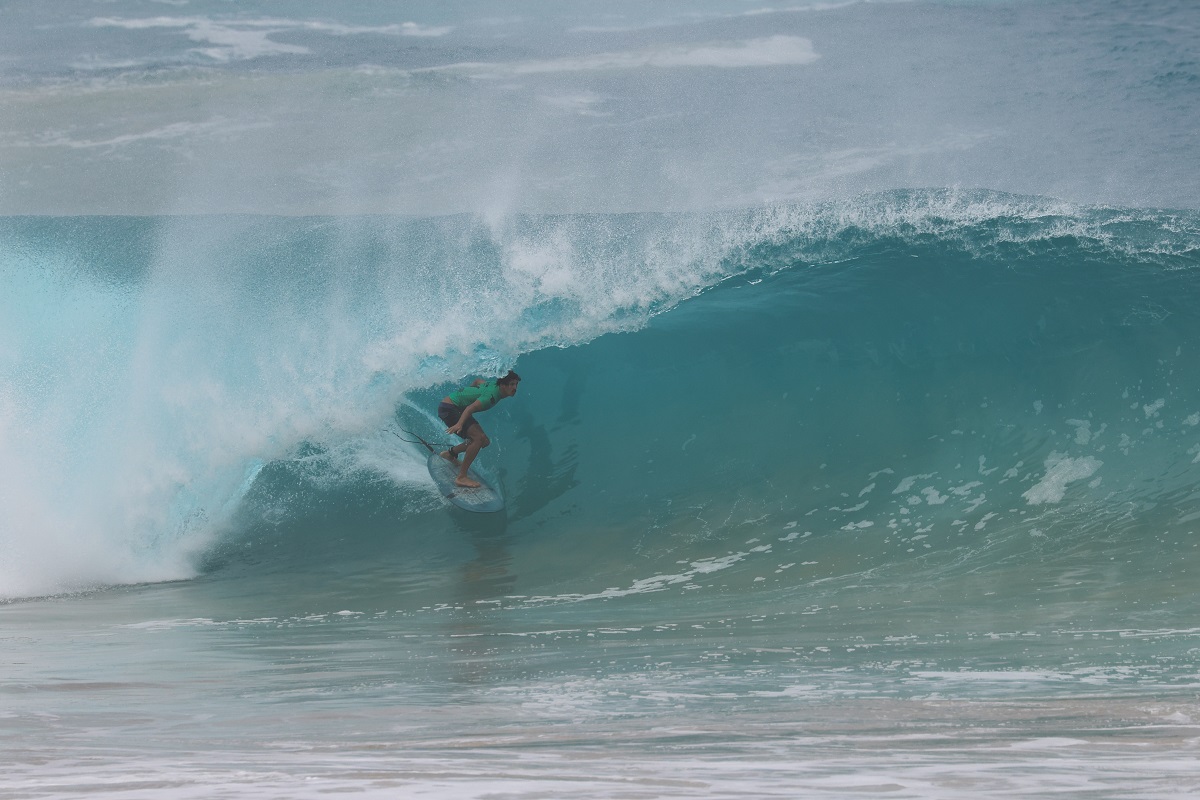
[502,406,581,524]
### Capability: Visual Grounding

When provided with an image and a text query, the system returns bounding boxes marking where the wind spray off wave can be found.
[0,205,789,597]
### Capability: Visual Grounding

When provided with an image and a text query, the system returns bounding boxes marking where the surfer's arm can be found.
[447,400,485,434]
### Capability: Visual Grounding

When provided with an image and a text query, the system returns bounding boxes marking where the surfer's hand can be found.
[446,424,459,435]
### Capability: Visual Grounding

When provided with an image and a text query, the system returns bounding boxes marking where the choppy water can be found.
[3,2,1200,798]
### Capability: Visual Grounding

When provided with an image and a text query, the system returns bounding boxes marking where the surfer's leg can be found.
[438,402,466,462]
[456,425,490,488]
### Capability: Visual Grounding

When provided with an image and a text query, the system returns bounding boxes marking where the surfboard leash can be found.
[390,429,449,453]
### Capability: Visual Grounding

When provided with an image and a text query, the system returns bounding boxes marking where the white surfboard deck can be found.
[426,451,505,513]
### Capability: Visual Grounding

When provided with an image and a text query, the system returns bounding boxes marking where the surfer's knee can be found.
[480,434,491,448]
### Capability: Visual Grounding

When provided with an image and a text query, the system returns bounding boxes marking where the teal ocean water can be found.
[4,2,1200,798]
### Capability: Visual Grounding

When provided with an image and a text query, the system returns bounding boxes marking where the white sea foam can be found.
[1022,453,1103,505]
[893,473,935,494]
[524,552,753,604]
[27,117,273,150]
[87,16,452,64]
[921,487,948,505]
[518,35,819,72]
[90,17,309,62]
[431,35,820,78]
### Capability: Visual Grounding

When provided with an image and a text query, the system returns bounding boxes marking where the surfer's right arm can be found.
[447,400,484,435]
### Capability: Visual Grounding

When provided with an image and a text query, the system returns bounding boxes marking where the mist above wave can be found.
[2,1,1196,215]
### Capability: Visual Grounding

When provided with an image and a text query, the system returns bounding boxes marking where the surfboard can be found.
[425,450,505,513]
[397,429,505,513]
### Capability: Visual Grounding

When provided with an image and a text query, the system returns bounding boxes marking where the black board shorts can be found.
[438,401,480,439]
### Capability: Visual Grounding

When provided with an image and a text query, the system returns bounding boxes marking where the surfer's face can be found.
[500,381,519,398]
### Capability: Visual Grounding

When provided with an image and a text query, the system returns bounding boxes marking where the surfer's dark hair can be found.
[498,370,521,385]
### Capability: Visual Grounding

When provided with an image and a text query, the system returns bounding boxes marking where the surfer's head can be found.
[498,370,521,397]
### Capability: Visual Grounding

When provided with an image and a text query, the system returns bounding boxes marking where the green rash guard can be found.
[448,381,502,412]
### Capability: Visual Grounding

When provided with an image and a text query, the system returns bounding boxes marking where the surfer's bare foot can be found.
[440,450,458,462]
[455,476,481,489]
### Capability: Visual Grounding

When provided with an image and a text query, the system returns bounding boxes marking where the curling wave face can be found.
[2,190,1198,608]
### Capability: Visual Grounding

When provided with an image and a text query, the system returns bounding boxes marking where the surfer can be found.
[438,370,521,488]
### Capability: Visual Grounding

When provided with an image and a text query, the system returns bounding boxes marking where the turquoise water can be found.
[4,2,1200,797]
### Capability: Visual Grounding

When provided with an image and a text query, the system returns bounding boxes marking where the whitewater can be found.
[3,1,1200,798]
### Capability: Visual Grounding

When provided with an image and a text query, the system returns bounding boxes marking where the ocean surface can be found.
[3,1,1200,797]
